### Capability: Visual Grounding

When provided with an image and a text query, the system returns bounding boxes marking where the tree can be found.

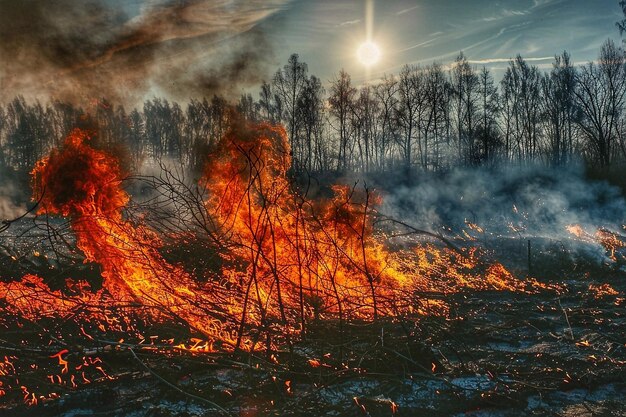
[451,53,480,165]
[574,39,626,166]
[128,108,145,168]
[422,63,449,170]
[395,64,425,171]
[541,52,577,166]
[237,93,258,122]
[328,69,357,171]
[476,67,501,163]
[5,97,53,170]
[296,75,325,171]
[350,85,381,172]
[501,56,542,162]
[259,81,280,123]
[273,53,308,171]
[373,75,399,171]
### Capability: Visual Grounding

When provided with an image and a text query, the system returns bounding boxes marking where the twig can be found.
[129,347,232,416]
[557,298,574,340]
[0,187,44,233]
[375,217,467,256]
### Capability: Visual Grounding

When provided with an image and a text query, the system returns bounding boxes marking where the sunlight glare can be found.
[357,41,381,67]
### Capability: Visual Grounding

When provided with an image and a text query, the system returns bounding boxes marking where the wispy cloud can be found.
[398,38,440,52]
[396,5,419,16]
[482,8,528,22]
[468,56,554,64]
[339,18,361,26]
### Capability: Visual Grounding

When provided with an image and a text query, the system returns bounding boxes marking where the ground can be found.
[0,235,625,416]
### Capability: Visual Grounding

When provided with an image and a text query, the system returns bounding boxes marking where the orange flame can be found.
[29,128,236,345]
[3,124,544,353]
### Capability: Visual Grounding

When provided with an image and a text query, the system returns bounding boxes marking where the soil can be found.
[0,233,624,417]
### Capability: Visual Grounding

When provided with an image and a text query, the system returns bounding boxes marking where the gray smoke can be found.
[0,0,289,105]
[377,163,626,262]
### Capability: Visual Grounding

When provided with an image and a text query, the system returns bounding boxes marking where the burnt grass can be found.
[0,236,625,417]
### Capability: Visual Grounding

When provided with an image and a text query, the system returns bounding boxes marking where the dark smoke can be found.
[0,0,289,105]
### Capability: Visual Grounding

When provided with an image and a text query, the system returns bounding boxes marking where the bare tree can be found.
[574,39,626,166]
[297,75,325,172]
[451,53,480,165]
[422,63,449,170]
[273,53,309,171]
[476,67,501,164]
[541,52,577,166]
[328,69,357,171]
[396,64,425,171]
[373,75,399,171]
[501,56,542,162]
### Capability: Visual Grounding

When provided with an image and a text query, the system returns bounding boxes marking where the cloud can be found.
[468,56,554,64]
[396,5,419,16]
[398,38,440,53]
[339,19,361,26]
[0,0,290,105]
[482,9,528,22]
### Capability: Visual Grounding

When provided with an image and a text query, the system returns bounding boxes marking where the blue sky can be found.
[261,0,623,83]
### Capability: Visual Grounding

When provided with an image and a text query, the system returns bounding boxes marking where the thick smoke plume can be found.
[0,0,288,105]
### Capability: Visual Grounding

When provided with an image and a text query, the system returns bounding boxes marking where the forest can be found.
[2,38,625,188]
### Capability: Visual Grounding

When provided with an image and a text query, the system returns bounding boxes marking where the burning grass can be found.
[1,122,618,414]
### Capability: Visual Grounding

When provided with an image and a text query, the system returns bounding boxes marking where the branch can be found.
[129,347,232,416]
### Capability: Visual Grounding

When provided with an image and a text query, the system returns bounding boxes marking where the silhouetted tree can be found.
[328,69,357,171]
[574,39,626,166]
[296,75,325,171]
[273,53,308,170]
[396,65,425,170]
[476,67,501,164]
[542,52,577,165]
[373,75,399,171]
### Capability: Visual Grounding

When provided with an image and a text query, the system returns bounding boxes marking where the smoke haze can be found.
[0,0,289,105]
[378,164,626,253]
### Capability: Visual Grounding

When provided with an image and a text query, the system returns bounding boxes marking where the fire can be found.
[29,128,239,345]
[201,120,544,329]
[0,125,541,336]
[49,350,69,374]
[0,123,552,407]
[567,224,626,262]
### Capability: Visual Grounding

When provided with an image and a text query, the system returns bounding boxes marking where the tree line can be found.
[1,39,626,178]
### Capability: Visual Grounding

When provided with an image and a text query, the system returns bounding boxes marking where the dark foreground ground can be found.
[0,237,625,417]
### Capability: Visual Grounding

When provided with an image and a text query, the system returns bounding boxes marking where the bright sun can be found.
[357,41,381,67]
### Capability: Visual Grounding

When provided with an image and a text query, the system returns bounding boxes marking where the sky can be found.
[0,0,622,105]
[266,0,624,84]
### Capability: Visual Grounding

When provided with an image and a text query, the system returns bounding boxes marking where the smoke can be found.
[0,188,25,221]
[0,0,289,105]
[0,164,27,220]
[377,163,626,261]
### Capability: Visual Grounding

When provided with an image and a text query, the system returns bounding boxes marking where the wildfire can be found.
[567,224,626,262]
[0,123,552,407]
[29,128,239,345]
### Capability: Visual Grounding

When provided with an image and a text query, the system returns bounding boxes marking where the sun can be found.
[356,41,381,67]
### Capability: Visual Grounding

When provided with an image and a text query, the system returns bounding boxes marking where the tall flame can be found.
[31,128,237,344]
